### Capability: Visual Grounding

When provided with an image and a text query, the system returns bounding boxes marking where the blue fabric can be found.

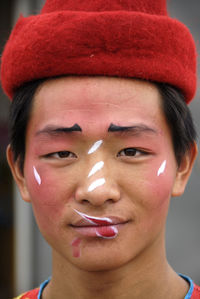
[179,274,194,299]
[38,278,50,299]
[37,274,194,298]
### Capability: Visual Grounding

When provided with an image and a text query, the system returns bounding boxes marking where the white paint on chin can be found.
[157,160,167,177]
[88,161,104,177]
[88,178,106,192]
[88,140,103,154]
[33,166,41,185]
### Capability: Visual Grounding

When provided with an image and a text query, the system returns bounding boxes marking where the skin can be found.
[7,76,197,299]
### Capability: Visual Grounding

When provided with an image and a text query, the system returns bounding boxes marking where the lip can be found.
[71,216,127,227]
[71,223,128,238]
[71,209,129,239]
[72,209,127,226]
[70,217,129,239]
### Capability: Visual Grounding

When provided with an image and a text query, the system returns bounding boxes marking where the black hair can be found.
[9,79,197,173]
[9,79,46,173]
[156,83,197,166]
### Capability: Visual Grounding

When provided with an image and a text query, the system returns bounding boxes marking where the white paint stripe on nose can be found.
[88,178,106,192]
[88,161,104,177]
[88,140,103,154]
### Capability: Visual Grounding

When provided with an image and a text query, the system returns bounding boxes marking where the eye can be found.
[117,148,147,157]
[45,151,77,159]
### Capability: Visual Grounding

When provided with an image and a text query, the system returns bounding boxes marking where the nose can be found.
[74,165,121,207]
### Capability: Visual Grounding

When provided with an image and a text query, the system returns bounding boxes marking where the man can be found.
[1,0,200,298]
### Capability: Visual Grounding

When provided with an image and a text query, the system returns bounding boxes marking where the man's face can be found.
[14,77,183,270]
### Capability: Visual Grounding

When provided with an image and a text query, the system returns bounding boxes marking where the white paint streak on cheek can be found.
[88,161,104,177]
[88,178,106,192]
[157,160,167,177]
[33,166,42,185]
[88,140,103,154]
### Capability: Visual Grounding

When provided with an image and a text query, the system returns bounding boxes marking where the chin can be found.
[69,246,132,272]
[73,257,127,272]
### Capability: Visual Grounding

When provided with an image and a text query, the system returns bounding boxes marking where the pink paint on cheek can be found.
[71,238,81,258]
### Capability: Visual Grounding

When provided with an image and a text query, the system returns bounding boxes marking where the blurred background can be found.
[0,0,199,298]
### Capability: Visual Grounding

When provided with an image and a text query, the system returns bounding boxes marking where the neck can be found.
[43,239,188,299]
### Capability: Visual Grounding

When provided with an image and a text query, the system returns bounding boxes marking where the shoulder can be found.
[13,287,39,299]
[191,283,200,299]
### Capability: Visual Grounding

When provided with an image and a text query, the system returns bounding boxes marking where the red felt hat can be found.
[0,0,197,103]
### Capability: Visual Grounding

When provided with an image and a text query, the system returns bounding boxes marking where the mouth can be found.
[70,209,129,239]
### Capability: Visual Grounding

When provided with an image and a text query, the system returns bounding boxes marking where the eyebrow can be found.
[35,122,157,138]
[35,123,82,136]
[108,123,158,135]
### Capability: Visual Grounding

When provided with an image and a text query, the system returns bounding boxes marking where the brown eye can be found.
[45,151,77,159]
[118,148,138,157]
[124,148,137,156]
[57,151,74,158]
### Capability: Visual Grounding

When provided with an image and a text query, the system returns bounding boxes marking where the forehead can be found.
[30,76,167,137]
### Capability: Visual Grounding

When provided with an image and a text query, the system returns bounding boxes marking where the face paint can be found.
[73,209,118,239]
[33,166,41,185]
[88,161,104,178]
[24,77,179,271]
[74,209,113,225]
[88,178,105,192]
[71,237,81,258]
[157,160,167,177]
[96,226,118,239]
[88,140,103,154]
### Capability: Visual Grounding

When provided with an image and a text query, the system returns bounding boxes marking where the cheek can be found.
[125,159,177,237]
[24,163,74,231]
[125,158,176,213]
[148,159,176,207]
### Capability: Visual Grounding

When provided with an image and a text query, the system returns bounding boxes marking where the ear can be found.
[7,144,31,202]
[172,142,198,197]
